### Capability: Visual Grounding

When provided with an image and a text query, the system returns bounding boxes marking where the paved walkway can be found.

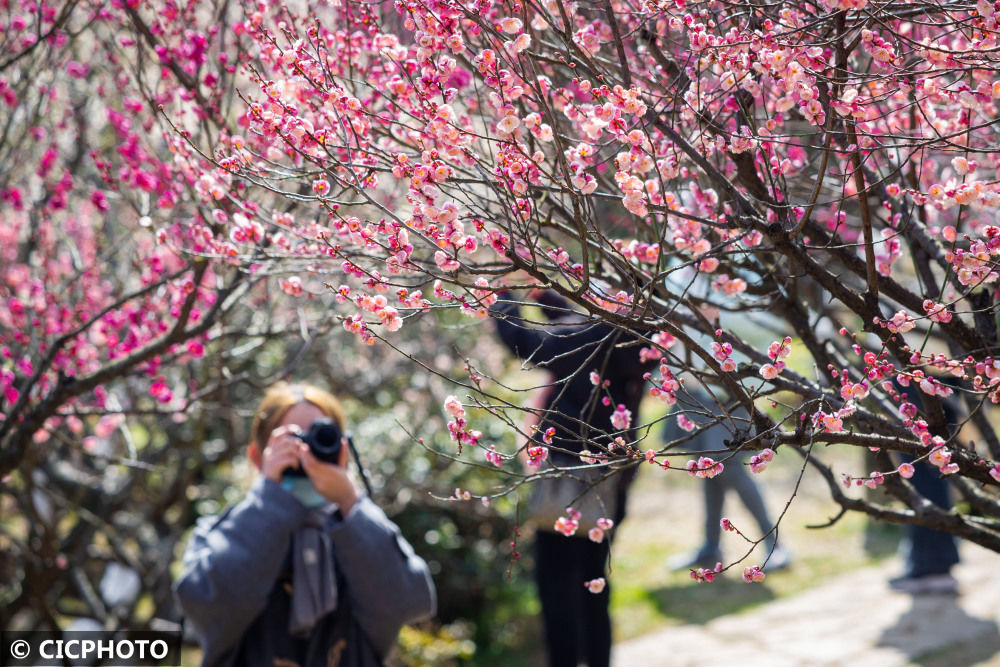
[613,542,1000,667]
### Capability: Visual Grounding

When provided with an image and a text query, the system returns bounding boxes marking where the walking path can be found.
[612,541,1000,667]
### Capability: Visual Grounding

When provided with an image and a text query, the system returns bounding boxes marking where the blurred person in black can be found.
[491,288,653,667]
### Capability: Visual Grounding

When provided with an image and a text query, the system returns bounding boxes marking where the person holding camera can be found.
[174,382,436,667]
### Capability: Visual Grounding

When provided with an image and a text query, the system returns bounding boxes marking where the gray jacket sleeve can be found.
[327,496,437,658]
[173,477,307,665]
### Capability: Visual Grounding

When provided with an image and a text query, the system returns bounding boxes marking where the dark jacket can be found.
[491,295,654,521]
[174,477,436,667]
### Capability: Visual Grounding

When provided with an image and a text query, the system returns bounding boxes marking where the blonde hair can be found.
[250,382,346,447]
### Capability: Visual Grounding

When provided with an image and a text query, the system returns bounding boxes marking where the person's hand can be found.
[300,442,361,516]
[260,425,305,483]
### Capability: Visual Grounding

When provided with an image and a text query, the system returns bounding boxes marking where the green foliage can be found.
[397,622,476,665]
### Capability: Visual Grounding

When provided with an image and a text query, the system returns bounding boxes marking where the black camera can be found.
[283,418,343,477]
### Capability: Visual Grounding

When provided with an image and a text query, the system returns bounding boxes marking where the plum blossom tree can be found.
[212,0,1000,552]
[0,0,512,637]
[0,0,355,630]
[4,0,1000,633]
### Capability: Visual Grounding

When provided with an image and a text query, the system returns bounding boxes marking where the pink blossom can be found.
[443,395,465,418]
[312,178,330,196]
[380,308,403,332]
[699,257,720,272]
[713,274,748,295]
[554,516,579,537]
[929,446,952,468]
[496,115,521,135]
[65,61,89,78]
[841,382,870,401]
[767,337,793,361]
[885,310,916,334]
[149,380,173,405]
[498,17,523,33]
[610,404,631,430]
[743,566,766,583]
[864,471,885,489]
[588,527,605,543]
[897,462,915,479]
[815,412,844,433]
[720,518,735,532]
[687,456,724,479]
[989,465,1000,483]
[526,445,549,468]
[434,250,461,272]
[690,563,722,583]
[918,377,954,397]
[280,277,303,296]
[584,577,606,594]
[712,341,733,362]
[91,415,120,441]
[759,363,781,380]
[677,414,697,432]
[507,33,531,55]
[922,300,953,323]
[484,446,503,467]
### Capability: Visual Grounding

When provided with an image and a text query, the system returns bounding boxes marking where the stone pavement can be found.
[612,541,1000,667]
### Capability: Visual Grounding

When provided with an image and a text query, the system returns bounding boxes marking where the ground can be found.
[609,445,1000,666]
[613,541,1000,666]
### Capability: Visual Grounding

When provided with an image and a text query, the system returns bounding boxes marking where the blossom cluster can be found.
[443,395,482,452]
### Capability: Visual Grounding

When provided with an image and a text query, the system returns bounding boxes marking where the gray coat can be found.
[174,477,436,667]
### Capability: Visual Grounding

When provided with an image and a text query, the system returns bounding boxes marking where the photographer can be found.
[174,382,436,667]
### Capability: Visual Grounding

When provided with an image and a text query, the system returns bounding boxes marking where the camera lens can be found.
[305,419,342,464]
[312,423,341,451]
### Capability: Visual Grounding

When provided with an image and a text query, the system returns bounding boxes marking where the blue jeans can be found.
[901,455,959,576]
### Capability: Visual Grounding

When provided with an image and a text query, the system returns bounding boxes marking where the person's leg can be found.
[535,531,582,667]
[667,433,734,569]
[580,537,612,667]
[726,457,774,543]
[721,453,795,569]
[702,473,726,553]
[903,457,959,576]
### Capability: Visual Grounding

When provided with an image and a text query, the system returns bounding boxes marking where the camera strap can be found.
[345,436,374,498]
